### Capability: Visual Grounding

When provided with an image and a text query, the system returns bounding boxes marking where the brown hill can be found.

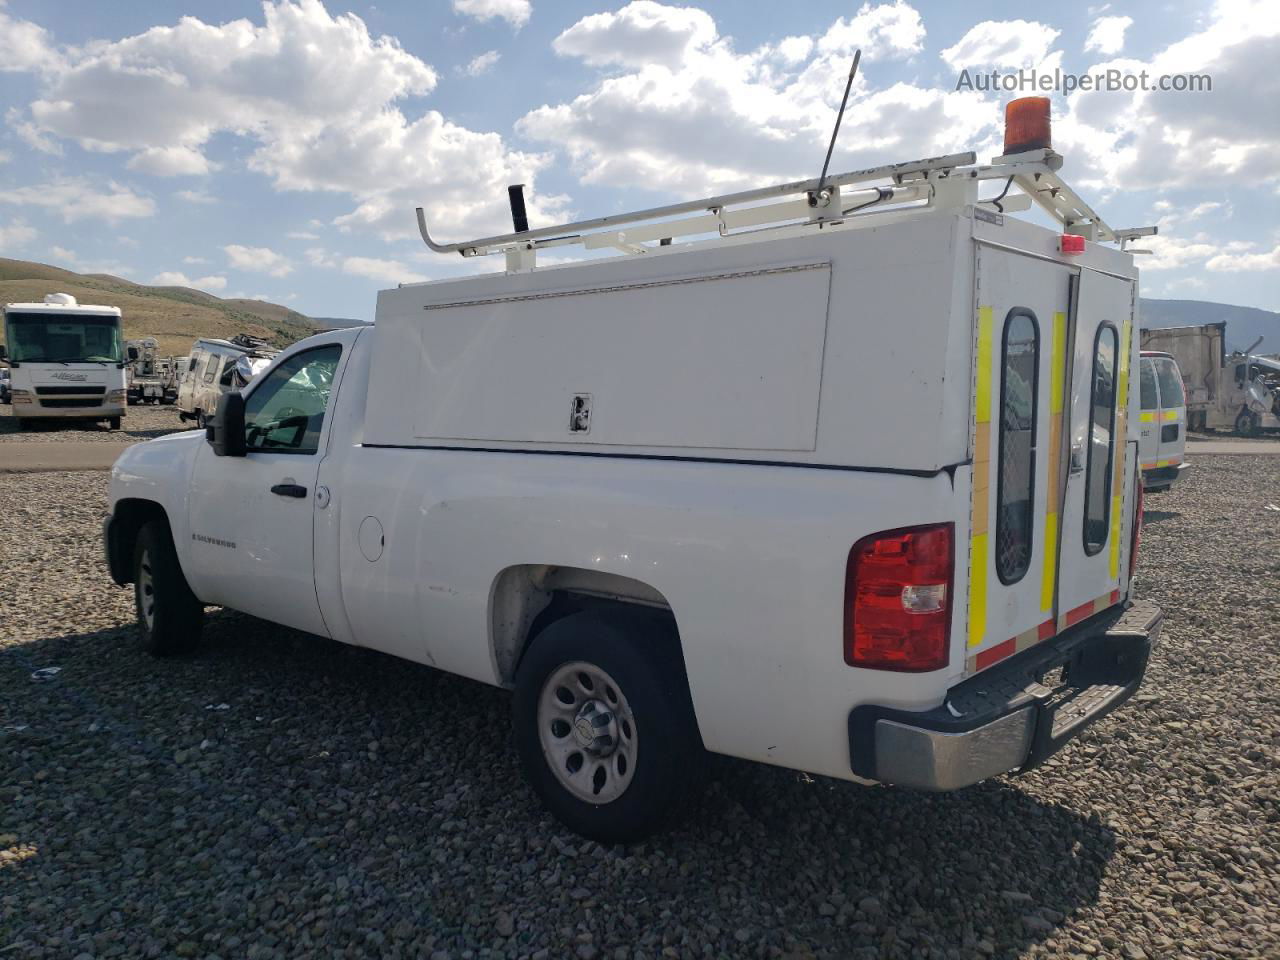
[0,258,320,358]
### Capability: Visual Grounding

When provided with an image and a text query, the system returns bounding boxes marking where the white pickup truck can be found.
[105,101,1162,840]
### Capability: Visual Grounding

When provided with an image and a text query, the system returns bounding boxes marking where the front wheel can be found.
[195,410,207,430]
[107,416,121,431]
[1235,409,1260,437]
[133,520,204,656]
[513,611,699,842]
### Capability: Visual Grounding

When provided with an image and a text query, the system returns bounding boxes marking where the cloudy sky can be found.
[0,0,1276,320]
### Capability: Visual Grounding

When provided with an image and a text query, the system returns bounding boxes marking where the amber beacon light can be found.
[1003,96,1052,155]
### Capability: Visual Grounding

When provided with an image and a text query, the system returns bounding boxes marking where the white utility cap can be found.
[43,293,77,306]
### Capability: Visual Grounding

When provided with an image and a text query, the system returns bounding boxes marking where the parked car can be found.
[103,98,1161,841]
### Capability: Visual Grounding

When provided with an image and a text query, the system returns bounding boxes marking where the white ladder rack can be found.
[416,148,1156,270]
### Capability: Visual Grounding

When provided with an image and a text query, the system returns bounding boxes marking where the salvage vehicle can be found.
[104,96,1162,841]
[176,334,277,428]
[1,293,126,430]
[1140,322,1279,435]
[1137,352,1189,491]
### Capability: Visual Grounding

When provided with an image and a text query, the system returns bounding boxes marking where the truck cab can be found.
[2,293,127,430]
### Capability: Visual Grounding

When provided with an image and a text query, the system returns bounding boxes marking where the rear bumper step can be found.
[848,600,1162,790]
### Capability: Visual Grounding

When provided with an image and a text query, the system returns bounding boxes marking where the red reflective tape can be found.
[975,637,1016,671]
[1109,589,1120,604]
[1064,601,1094,627]
[1037,619,1055,641]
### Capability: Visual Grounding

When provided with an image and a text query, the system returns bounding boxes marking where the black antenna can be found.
[816,49,861,196]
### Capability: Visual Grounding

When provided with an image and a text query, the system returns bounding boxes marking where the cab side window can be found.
[995,309,1039,584]
[202,353,219,384]
[1083,326,1118,555]
[243,345,342,455]
[218,357,238,387]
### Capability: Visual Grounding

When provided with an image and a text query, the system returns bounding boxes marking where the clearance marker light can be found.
[1060,234,1086,255]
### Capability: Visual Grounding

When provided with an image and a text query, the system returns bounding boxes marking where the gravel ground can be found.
[0,403,190,443]
[1,460,1277,959]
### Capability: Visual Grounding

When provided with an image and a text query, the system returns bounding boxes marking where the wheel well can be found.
[107,499,170,585]
[490,565,677,688]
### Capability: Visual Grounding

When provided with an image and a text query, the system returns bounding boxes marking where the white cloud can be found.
[464,50,501,76]
[305,247,337,268]
[176,189,217,205]
[1206,243,1280,272]
[0,218,37,249]
[0,178,154,222]
[46,245,135,276]
[4,1,560,244]
[452,0,531,29]
[521,2,994,197]
[1084,15,1133,56]
[0,6,58,73]
[128,146,213,177]
[224,244,293,277]
[286,230,320,240]
[0,149,10,164]
[151,270,228,292]
[341,256,427,284]
[940,20,1060,69]
[1054,0,1280,192]
[553,1,717,69]
[182,255,210,265]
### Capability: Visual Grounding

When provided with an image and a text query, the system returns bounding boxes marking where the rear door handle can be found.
[270,482,307,498]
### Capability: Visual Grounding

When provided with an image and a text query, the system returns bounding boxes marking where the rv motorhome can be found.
[1,293,127,430]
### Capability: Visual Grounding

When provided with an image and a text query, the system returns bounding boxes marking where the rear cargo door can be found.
[1055,268,1136,629]
[1153,355,1187,468]
[965,248,1071,672]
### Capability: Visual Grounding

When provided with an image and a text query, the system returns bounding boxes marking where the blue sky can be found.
[1,0,1276,320]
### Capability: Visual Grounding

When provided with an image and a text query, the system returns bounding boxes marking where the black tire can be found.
[1235,409,1259,437]
[513,610,699,842]
[195,410,206,430]
[133,520,203,656]
[107,416,121,431]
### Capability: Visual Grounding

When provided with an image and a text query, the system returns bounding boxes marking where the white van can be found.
[1138,351,1188,491]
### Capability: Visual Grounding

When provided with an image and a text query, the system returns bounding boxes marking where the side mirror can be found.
[208,391,247,457]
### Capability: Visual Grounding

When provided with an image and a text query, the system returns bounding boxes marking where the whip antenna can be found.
[816,49,861,196]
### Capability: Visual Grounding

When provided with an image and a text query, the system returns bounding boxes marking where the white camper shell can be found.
[176,335,277,427]
[2,293,127,429]
[105,113,1163,841]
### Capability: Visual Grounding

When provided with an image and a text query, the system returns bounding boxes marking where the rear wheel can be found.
[133,520,203,656]
[107,416,121,431]
[513,611,698,842]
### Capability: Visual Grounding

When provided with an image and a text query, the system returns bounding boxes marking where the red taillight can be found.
[1060,234,1086,255]
[845,523,954,672]
[1130,481,1145,579]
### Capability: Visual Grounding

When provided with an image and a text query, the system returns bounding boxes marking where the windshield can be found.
[4,312,123,363]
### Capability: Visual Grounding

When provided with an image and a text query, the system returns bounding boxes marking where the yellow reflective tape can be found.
[975,307,993,424]
[1139,411,1156,422]
[1109,492,1123,578]
[1049,312,1066,415]
[968,532,988,648]
[1040,513,1058,612]
[1163,410,1180,422]
[968,307,995,650]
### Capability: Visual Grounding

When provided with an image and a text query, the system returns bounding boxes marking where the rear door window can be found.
[1139,359,1157,410]
[1083,326,1117,555]
[996,309,1039,584]
[1154,358,1184,407]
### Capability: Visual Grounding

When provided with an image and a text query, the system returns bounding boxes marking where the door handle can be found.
[1069,442,1086,475]
[270,482,308,498]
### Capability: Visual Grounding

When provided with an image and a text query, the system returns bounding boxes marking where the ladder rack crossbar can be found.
[416,152,975,257]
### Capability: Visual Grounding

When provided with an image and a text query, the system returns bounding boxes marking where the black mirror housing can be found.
[209,391,247,457]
